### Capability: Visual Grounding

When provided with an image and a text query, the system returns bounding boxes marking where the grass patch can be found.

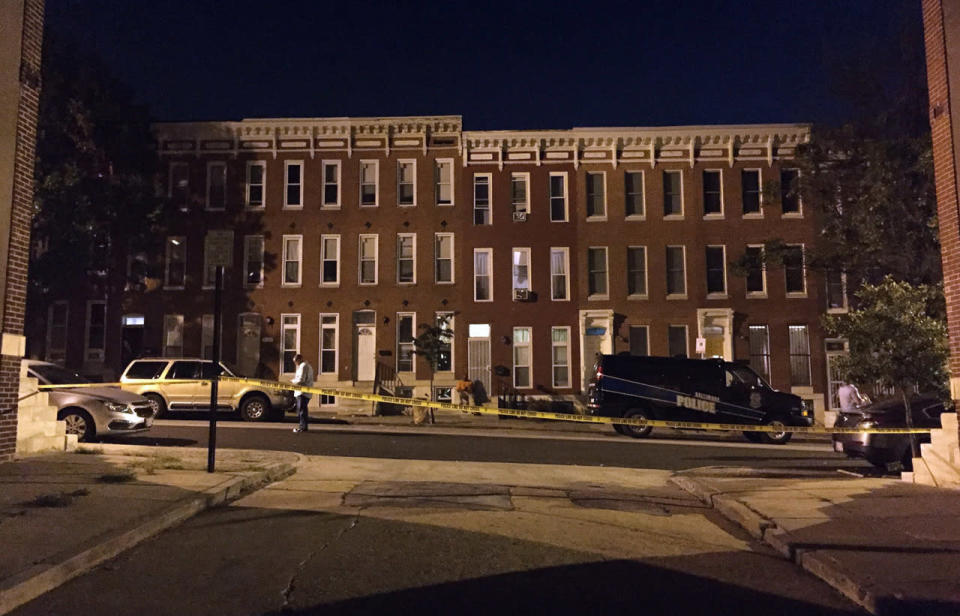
[126,455,187,475]
[27,488,90,508]
[97,470,136,483]
[75,446,103,455]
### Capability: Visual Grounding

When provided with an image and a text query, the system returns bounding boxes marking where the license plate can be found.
[833,441,844,452]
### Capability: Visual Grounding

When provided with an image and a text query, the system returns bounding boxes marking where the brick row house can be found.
[29,115,844,422]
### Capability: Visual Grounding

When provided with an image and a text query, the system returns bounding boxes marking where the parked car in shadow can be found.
[24,360,155,442]
[832,394,949,471]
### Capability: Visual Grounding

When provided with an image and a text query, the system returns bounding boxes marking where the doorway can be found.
[120,314,145,368]
[237,313,262,377]
[353,310,376,381]
[697,308,733,360]
[579,310,613,393]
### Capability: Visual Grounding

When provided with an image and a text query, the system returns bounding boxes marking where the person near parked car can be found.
[838,381,869,412]
[291,354,315,433]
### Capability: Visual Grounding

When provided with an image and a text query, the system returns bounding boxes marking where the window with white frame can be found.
[748,325,771,383]
[243,235,264,287]
[666,245,686,296]
[322,161,341,208]
[169,162,189,211]
[164,236,186,289]
[359,234,378,284]
[360,160,378,206]
[663,170,683,217]
[587,247,608,297]
[551,327,570,388]
[398,160,416,206]
[789,325,811,386]
[435,159,454,205]
[319,314,339,374]
[282,235,302,286]
[206,162,226,211]
[705,245,727,296]
[46,301,68,362]
[513,327,532,388]
[201,314,221,360]
[246,161,265,209]
[668,325,687,357]
[629,325,649,356]
[474,174,491,225]
[780,168,801,214]
[397,233,416,283]
[586,172,606,218]
[784,244,806,295]
[280,314,300,375]
[436,312,454,372]
[703,170,723,216]
[84,300,106,362]
[627,246,647,297]
[625,171,645,218]
[550,247,569,301]
[511,173,529,215]
[284,160,303,208]
[512,248,531,292]
[163,314,184,357]
[745,245,766,295]
[397,313,415,372]
[742,169,761,215]
[435,233,454,284]
[321,235,340,285]
[549,172,568,222]
[474,248,493,301]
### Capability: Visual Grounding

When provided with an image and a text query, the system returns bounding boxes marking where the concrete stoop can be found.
[903,412,960,489]
[15,366,75,455]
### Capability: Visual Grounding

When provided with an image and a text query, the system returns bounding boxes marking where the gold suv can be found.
[120,358,296,421]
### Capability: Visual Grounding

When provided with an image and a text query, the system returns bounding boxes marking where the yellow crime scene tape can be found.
[38,377,933,435]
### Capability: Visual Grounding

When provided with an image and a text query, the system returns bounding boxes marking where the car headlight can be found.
[858,421,875,430]
[105,402,130,413]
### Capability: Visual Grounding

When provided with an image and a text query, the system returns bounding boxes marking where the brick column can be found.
[0,0,44,462]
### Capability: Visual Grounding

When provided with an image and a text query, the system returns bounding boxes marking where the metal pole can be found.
[207,266,223,473]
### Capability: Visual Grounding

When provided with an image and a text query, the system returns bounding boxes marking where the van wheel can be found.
[143,393,167,419]
[60,409,95,442]
[240,394,270,422]
[759,419,792,444]
[742,431,762,443]
[621,409,652,438]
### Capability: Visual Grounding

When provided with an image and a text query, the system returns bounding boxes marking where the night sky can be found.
[47,0,923,129]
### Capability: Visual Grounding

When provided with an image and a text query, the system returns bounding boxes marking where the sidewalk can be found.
[0,445,298,615]
[670,467,960,615]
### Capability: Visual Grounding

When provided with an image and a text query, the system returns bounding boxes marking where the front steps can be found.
[16,363,76,455]
[904,412,960,489]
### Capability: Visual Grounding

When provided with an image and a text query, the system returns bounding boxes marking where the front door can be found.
[237,313,261,377]
[355,326,376,381]
[467,337,491,400]
[697,309,733,360]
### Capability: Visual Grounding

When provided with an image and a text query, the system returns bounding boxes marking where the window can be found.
[511,173,529,215]
[705,245,727,295]
[826,270,847,311]
[169,162,189,211]
[164,236,186,289]
[586,172,606,218]
[748,325,771,383]
[321,235,340,286]
[474,173,491,224]
[246,161,265,209]
[124,361,166,380]
[319,314,338,374]
[789,325,811,386]
[629,325,649,356]
[781,168,801,214]
[668,325,688,357]
[742,169,761,215]
[435,233,454,284]
[549,172,568,222]
[663,170,683,216]
[360,160,378,206]
[436,312,454,372]
[243,235,264,287]
[46,301,68,362]
[625,171,645,218]
[282,235,302,286]
[84,300,106,362]
[206,162,226,211]
[202,232,223,288]
[398,160,416,206]
[280,314,300,375]
[163,314,184,357]
[397,313,416,372]
[322,161,341,208]
[784,244,806,295]
[284,161,303,208]
[550,247,570,301]
[551,327,571,387]
[627,246,647,297]
[474,248,493,301]
[201,314,221,360]
[397,233,416,283]
[513,327,532,388]
[666,246,686,296]
[703,170,723,216]
[435,159,454,205]
[745,245,766,295]
[359,234,378,284]
[512,248,531,292]
[588,247,608,297]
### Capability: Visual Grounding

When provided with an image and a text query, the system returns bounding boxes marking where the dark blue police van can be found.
[586,354,813,444]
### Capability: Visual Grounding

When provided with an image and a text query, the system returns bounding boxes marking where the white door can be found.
[356,326,376,381]
[467,338,491,397]
[237,313,261,377]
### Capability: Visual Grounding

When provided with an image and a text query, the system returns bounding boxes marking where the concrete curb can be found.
[0,460,297,615]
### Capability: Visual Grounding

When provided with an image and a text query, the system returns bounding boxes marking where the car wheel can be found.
[742,431,763,443]
[59,408,95,442]
[240,394,270,422]
[621,408,652,438]
[143,393,167,419]
[759,418,792,445]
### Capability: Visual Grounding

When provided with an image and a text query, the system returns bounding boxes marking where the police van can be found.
[586,354,813,444]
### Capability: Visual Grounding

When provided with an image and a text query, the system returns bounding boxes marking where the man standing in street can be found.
[291,354,315,433]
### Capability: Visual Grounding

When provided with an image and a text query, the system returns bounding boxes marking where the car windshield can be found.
[31,364,91,385]
[726,365,768,389]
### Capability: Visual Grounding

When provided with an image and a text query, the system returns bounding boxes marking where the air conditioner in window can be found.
[513,288,530,301]
[512,211,528,222]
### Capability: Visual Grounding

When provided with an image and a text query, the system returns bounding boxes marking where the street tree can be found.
[412,316,454,424]
[823,277,948,458]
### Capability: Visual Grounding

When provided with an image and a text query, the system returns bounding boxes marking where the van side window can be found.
[168,361,200,379]
[200,362,221,379]
[124,361,168,380]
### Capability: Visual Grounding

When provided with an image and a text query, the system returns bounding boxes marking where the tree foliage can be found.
[412,316,453,404]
